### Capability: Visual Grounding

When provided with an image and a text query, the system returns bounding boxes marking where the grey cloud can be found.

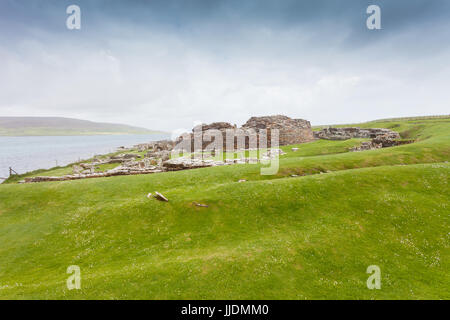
[0,1,449,130]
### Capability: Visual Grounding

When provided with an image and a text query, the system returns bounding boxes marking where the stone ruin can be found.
[174,115,315,152]
[313,127,401,140]
[22,115,413,183]
[22,145,285,183]
[134,140,176,152]
[349,134,414,152]
[23,115,313,183]
[242,115,314,146]
[313,127,414,152]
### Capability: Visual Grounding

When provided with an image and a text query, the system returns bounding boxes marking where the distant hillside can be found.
[0,117,165,136]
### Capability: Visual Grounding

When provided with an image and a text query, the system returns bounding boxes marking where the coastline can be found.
[0,133,170,183]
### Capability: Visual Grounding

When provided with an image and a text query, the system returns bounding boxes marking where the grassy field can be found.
[0,116,449,299]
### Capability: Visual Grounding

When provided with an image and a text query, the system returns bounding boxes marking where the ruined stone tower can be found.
[175,115,315,151]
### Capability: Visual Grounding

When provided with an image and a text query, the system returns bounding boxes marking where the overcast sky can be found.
[0,0,449,131]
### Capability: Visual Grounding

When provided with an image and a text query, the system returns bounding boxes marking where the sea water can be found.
[0,134,169,181]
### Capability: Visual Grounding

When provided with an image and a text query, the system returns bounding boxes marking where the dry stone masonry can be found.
[23,115,301,183]
[313,126,413,152]
[313,127,400,140]
[175,115,314,151]
[20,115,413,183]
[349,134,414,152]
[242,115,314,146]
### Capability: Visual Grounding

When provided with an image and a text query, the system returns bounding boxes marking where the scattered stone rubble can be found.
[23,137,286,183]
[161,148,285,171]
[350,134,414,152]
[24,168,164,183]
[135,140,176,152]
[313,126,414,152]
[21,115,413,183]
[314,127,400,140]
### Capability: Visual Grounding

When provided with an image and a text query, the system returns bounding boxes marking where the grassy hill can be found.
[0,117,164,136]
[0,116,448,299]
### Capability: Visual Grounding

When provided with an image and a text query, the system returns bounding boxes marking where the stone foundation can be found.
[314,127,400,140]
[350,134,414,152]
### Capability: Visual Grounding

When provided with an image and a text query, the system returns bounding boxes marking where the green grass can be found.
[3,151,131,184]
[3,166,76,184]
[0,116,449,299]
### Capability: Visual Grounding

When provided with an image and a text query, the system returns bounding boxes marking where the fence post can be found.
[9,167,18,177]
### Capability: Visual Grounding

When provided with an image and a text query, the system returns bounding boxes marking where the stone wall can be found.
[175,115,315,151]
[314,127,400,140]
[242,115,315,146]
[350,134,413,152]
